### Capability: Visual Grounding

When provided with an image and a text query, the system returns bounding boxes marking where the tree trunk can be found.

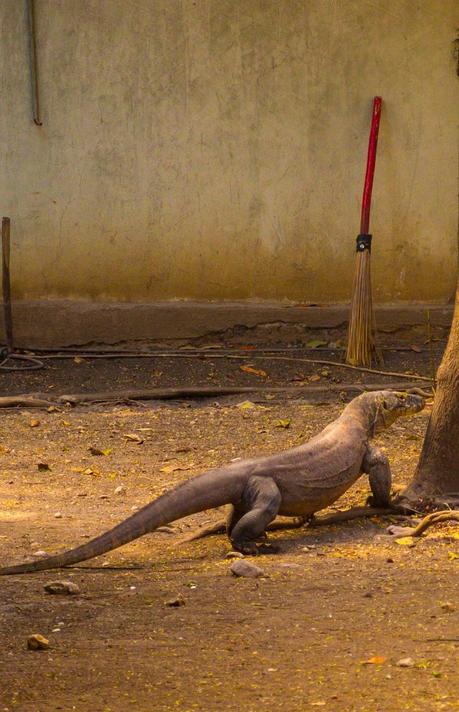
[402,278,459,505]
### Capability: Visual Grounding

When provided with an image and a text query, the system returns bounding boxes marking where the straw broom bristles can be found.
[346,247,375,366]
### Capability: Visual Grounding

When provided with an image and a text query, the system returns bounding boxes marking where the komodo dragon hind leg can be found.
[363,446,392,508]
[229,476,281,555]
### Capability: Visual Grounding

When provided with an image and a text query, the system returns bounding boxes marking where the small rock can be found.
[114,486,126,495]
[225,551,245,559]
[131,505,138,511]
[54,512,63,519]
[44,580,80,595]
[440,601,455,612]
[230,560,265,578]
[387,525,416,537]
[27,634,49,651]
[32,550,48,558]
[396,657,415,668]
[165,595,186,608]
[156,525,175,533]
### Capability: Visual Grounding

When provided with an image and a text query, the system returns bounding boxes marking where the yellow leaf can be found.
[362,656,386,665]
[274,419,291,429]
[237,401,256,410]
[395,537,416,547]
[239,365,268,378]
[447,551,458,561]
[306,339,327,349]
[89,446,111,456]
[73,356,84,364]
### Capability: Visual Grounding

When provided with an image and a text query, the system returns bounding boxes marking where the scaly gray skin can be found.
[0,390,424,575]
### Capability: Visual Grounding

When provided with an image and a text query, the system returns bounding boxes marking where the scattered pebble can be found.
[165,595,186,608]
[225,551,244,559]
[440,601,455,612]
[27,634,49,651]
[396,657,415,668]
[32,550,48,558]
[114,486,125,495]
[44,580,80,596]
[157,525,175,533]
[230,560,265,578]
[54,512,63,519]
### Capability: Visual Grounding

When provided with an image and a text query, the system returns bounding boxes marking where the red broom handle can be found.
[360,96,382,235]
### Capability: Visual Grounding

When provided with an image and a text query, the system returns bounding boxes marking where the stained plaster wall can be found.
[0,0,457,306]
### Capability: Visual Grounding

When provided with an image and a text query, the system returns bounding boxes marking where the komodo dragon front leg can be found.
[227,476,282,554]
[363,446,392,508]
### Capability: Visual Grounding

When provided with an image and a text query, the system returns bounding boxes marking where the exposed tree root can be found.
[0,382,432,409]
[176,506,403,544]
[387,509,459,538]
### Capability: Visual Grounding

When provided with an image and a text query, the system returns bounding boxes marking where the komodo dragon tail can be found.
[0,468,242,575]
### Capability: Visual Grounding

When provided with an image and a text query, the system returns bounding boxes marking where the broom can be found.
[346,96,382,366]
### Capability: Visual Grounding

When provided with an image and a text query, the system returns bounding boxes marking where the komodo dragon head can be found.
[370,390,425,433]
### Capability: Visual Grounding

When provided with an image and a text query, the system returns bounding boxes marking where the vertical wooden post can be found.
[2,218,14,352]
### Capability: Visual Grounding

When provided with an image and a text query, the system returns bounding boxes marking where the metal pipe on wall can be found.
[26,0,42,125]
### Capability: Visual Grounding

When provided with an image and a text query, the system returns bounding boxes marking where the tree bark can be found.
[402,278,459,505]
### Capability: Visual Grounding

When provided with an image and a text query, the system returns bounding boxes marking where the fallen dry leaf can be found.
[124,433,144,444]
[89,446,111,456]
[236,400,256,410]
[274,419,291,429]
[306,339,327,349]
[239,365,268,378]
[160,463,193,474]
[395,537,416,547]
[362,656,386,665]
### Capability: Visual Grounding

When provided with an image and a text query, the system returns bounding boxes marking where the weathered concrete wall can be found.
[0,0,457,304]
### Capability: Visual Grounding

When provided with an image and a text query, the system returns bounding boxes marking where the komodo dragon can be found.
[0,390,424,575]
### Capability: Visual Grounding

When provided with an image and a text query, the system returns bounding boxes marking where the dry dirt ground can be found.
[0,339,457,712]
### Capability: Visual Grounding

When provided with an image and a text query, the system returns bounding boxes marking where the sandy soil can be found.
[0,392,458,712]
